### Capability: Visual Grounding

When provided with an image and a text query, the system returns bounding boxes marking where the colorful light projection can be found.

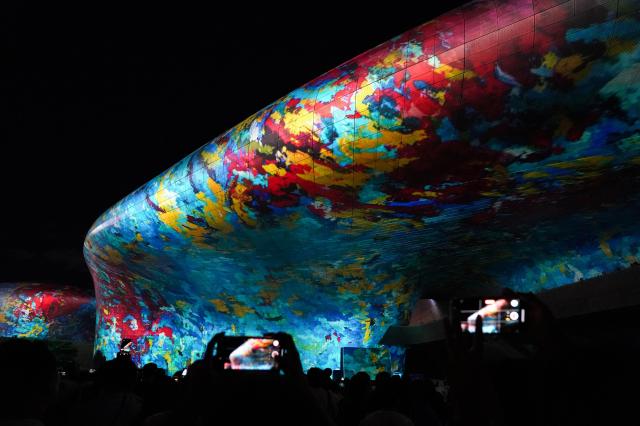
[85,0,640,373]
[0,283,95,342]
[342,347,392,379]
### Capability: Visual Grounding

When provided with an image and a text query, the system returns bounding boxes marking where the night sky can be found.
[3,4,470,288]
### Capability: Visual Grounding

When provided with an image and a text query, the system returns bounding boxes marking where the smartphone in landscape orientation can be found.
[216,336,281,370]
[451,298,525,334]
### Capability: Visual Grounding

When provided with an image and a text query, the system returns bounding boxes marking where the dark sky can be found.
[2,4,469,289]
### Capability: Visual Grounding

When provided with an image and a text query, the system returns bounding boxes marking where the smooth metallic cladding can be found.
[85,0,640,372]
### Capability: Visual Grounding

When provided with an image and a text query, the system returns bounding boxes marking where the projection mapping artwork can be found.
[0,283,95,342]
[85,0,640,373]
[342,347,392,379]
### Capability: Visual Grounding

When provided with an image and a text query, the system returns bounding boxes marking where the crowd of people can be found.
[0,292,636,426]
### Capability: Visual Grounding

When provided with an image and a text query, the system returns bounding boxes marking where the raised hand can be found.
[265,332,304,377]
[444,314,503,426]
[203,331,225,368]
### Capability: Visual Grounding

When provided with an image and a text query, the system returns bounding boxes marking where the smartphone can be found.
[120,338,133,352]
[451,298,524,334]
[215,336,281,370]
[332,369,343,381]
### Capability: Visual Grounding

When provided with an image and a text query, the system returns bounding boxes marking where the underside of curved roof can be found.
[85,0,640,372]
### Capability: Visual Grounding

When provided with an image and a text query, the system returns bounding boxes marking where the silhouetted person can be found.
[308,367,340,420]
[0,339,58,426]
[136,363,173,419]
[359,410,414,426]
[338,371,371,426]
[146,332,335,426]
[67,355,141,426]
[92,350,106,370]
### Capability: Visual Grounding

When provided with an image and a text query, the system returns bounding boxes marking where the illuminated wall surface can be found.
[342,347,392,379]
[85,0,640,372]
[0,283,95,342]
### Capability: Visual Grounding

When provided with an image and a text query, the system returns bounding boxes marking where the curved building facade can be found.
[85,0,640,372]
[0,283,95,342]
